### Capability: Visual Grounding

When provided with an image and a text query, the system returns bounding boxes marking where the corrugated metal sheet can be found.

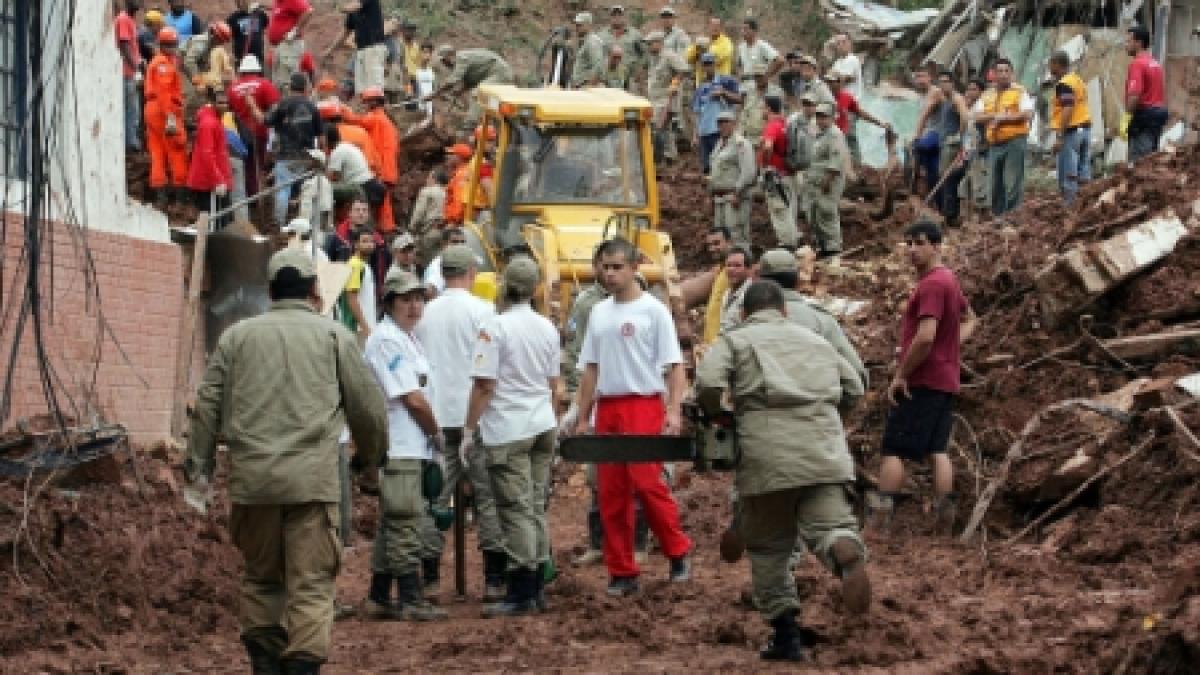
[827,0,941,34]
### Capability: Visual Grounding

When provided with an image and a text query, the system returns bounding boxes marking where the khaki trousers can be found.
[431,427,505,554]
[370,458,428,576]
[230,502,342,662]
[354,44,388,93]
[485,428,557,571]
[742,484,864,622]
[765,175,798,248]
[713,192,752,247]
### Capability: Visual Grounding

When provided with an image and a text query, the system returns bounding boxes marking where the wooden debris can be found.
[1098,327,1200,360]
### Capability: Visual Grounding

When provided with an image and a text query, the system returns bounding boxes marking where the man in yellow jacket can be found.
[702,225,733,344]
[1047,50,1092,205]
[974,58,1033,217]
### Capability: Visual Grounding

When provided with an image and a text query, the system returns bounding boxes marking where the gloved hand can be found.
[165,113,179,136]
[182,475,213,515]
[215,184,228,198]
[285,27,298,41]
[458,432,476,469]
[559,401,580,437]
[428,431,446,457]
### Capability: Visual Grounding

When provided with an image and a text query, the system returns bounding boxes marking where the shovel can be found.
[913,150,966,222]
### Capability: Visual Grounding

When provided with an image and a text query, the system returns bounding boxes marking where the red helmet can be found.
[360,86,386,102]
[157,27,179,46]
[210,21,233,43]
[317,101,343,120]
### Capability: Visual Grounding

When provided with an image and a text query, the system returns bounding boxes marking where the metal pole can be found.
[454,477,467,600]
[210,170,316,221]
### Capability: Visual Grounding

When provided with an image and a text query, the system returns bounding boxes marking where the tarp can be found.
[856,86,924,169]
[827,0,941,34]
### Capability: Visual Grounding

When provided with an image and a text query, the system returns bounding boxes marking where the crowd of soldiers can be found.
[162,2,1179,673]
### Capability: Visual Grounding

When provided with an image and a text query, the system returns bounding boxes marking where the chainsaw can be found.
[558,403,738,471]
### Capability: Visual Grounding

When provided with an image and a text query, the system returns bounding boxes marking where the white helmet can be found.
[238,54,263,74]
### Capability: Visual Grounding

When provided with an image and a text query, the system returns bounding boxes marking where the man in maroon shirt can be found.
[871,219,977,534]
[759,95,797,248]
[1125,25,1167,162]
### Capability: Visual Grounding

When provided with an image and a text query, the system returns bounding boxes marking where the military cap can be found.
[503,256,540,296]
[435,44,455,60]
[383,269,423,297]
[643,30,666,42]
[695,36,711,47]
[759,249,798,275]
[391,232,416,250]
[716,110,736,122]
[750,63,768,76]
[268,247,316,281]
[574,12,593,24]
[659,7,677,17]
[610,5,626,15]
[800,92,818,105]
[822,72,841,83]
[798,54,818,66]
[814,102,835,117]
[441,244,477,272]
[700,53,716,64]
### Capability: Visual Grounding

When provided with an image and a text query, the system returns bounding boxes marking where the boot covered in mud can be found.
[362,572,397,620]
[864,491,895,533]
[279,658,321,674]
[481,568,539,618]
[241,632,284,675]
[482,549,508,602]
[759,610,806,662]
[395,572,448,621]
[421,557,441,603]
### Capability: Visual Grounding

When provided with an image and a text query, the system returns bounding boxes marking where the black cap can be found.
[289,72,308,92]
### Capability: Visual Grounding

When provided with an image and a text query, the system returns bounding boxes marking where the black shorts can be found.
[881,387,955,461]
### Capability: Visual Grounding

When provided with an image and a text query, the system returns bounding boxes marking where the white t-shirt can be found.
[422,255,445,293]
[328,142,373,185]
[415,67,436,115]
[365,316,433,460]
[831,53,864,99]
[737,38,778,77]
[415,287,495,427]
[578,292,683,397]
[471,303,560,445]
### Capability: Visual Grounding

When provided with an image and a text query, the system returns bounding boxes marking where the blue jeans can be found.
[989,135,1027,216]
[914,130,940,190]
[273,159,309,227]
[1128,106,1168,163]
[1056,126,1090,205]
[123,78,141,151]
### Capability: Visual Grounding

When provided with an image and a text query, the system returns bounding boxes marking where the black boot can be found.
[421,557,441,602]
[240,636,282,675]
[395,572,448,621]
[481,568,538,618]
[279,658,321,675]
[363,572,395,620]
[483,549,508,602]
[534,561,550,611]
[587,507,604,551]
[760,610,806,662]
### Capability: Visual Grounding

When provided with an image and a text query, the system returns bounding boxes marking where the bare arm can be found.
[462,377,496,436]
[960,305,978,343]
[120,39,139,73]
[573,363,599,435]
[887,316,937,405]
[400,390,440,436]
[954,93,970,135]
[322,27,352,61]
[346,289,369,335]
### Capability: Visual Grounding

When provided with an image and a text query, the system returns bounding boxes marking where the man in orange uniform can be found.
[442,143,472,225]
[144,27,189,209]
[317,100,383,179]
[345,86,400,232]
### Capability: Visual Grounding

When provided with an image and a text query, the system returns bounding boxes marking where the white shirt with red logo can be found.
[578,293,682,397]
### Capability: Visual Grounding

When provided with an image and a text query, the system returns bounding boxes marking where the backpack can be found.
[783,112,812,172]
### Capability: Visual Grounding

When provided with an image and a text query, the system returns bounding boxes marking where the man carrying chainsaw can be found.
[694,279,869,662]
[573,237,693,598]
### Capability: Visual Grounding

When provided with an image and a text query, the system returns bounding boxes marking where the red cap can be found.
[157,27,179,45]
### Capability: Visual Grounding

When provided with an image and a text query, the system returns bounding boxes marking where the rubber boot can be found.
[760,610,806,662]
[279,659,321,674]
[362,572,395,620]
[421,557,441,603]
[535,561,550,611]
[481,568,539,618]
[830,537,872,615]
[483,550,508,602]
[240,636,283,675]
[395,572,448,621]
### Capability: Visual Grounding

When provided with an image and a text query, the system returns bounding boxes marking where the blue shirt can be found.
[165,10,201,42]
[693,75,739,136]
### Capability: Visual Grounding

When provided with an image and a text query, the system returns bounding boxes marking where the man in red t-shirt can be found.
[1124,25,1168,162]
[759,95,797,248]
[871,219,977,535]
[266,0,313,46]
[824,73,890,165]
[227,55,281,195]
[116,1,143,151]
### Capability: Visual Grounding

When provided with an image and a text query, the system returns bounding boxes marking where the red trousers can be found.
[594,395,692,578]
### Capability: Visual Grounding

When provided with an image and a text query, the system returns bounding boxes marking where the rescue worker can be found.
[708,110,757,247]
[409,169,448,240]
[696,280,869,662]
[644,31,691,165]
[573,237,693,597]
[317,100,384,180]
[959,79,991,219]
[184,248,388,674]
[186,86,233,223]
[787,53,833,107]
[345,86,400,232]
[362,269,450,622]
[804,102,847,258]
[415,245,507,602]
[181,20,235,124]
[601,45,633,91]
[1047,50,1092,205]
[739,64,782,150]
[1124,25,1168,163]
[736,18,783,80]
[761,96,797,248]
[144,27,189,209]
[598,5,644,77]
[659,7,690,55]
[718,246,753,334]
[227,54,281,197]
[460,257,561,616]
[975,57,1033,217]
[657,7,692,143]
[388,232,418,276]
[424,46,513,125]
[442,144,472,225]
[570,12,606,88]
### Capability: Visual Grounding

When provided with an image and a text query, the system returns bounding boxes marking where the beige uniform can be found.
[572,33,607,88]
[185,299,388,663]
[598,26,645,73]
[646,51,691,161]
[446,49,513,124]
[695,309,865,622]
[708,132,758,246]
[804,124,847,253]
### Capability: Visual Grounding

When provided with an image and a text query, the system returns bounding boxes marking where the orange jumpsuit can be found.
[346,107,399,231]
[144,53,189,189]
[337,123,383,179]
[444,164,470,224]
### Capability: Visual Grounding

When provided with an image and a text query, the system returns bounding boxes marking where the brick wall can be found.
[1,214,185,443]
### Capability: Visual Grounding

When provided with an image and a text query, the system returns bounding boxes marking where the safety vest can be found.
[1050,72,1091,131]
[981,84,1030,145]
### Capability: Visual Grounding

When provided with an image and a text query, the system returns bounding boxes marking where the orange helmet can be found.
[474,125,498,141]
[210,21,233,43]
[317,101,343,120]
[360,86,386,102]
[316,78,338,94]
[157,27,179,46]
